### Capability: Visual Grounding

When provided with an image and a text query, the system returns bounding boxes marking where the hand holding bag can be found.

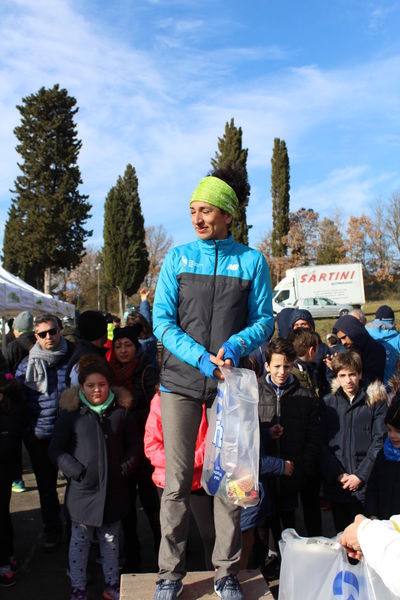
[278,529,400,600]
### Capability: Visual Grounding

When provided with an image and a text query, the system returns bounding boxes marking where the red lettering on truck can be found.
[298,268,357,284]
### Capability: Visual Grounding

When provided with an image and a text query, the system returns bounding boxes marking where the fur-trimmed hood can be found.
[59,386,133,412]
[389,374,400,396]
[330,378,388,407]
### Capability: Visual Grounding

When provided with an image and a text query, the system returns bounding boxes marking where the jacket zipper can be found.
[202,241,219,396]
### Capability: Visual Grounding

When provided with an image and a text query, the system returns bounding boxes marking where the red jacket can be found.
[144,393,208,490]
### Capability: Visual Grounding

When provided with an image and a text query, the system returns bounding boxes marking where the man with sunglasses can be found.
[16,314,74,551]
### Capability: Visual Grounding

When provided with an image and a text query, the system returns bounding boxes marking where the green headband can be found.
[190,176,238,216]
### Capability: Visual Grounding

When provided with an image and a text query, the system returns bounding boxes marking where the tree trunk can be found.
[44,268,51,294]
[118,287,125,320]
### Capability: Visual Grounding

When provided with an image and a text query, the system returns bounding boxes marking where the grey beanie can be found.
[14,311,33,333]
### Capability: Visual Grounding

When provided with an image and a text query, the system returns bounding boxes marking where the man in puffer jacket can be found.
[16,314,74,551]
[152,173,274,600]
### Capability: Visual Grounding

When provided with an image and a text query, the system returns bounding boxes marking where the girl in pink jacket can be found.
[144,393,215,569]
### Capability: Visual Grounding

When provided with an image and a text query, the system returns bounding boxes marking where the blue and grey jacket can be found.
[153,234,274,403]
[366,320,400,387]
[16,342,73,439]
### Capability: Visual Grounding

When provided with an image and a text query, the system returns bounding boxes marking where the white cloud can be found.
[292,166,396,220]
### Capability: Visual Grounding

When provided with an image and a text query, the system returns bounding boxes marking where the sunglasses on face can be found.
[36,328,58,339]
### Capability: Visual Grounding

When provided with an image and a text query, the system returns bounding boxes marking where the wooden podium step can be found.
[120,570,274,599]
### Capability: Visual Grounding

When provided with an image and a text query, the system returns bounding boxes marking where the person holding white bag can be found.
[152,172,274,600]
[340,513,400,596]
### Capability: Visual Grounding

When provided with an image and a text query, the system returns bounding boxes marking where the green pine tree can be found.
[103,164,149,317]
[2,84,92,290]
[271,138,290,257]
[210,118,251,245]
[316,217,346,264]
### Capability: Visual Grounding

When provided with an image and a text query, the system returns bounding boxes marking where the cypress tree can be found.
[271,138,290,257]
[2,84,92,290]
[210,118,251,245]
[103,164,149,317]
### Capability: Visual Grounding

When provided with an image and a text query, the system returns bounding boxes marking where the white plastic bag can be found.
[278,529,400,600]
[201,366,260,508]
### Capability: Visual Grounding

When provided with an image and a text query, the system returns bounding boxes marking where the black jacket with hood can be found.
[0,387,29,481]
[65,340,108,386]
[5,332,36,374]
[49,387,142,527]
[321,379,387,503]
[333,315,386,385]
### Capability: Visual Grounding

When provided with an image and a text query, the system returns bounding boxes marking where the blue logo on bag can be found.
[333,570,359,600]
[213,419,224,448]
[206,453,226,494]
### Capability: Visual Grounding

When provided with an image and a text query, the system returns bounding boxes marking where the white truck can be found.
[272,263,365,315]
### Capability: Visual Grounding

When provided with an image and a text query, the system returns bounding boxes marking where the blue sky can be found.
[1,0,400,252]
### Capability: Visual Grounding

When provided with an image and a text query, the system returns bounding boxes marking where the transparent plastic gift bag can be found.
[201,365,260,508]
[278,529,400,600]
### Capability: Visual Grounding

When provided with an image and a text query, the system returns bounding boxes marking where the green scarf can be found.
[79,389,115,415]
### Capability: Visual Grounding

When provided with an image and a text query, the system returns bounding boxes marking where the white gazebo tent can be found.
[0,265,75,353]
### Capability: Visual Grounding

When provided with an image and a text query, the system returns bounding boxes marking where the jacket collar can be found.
[337,385,366,406]
[196,233,236,255]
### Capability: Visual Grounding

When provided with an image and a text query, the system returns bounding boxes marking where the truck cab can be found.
[272,276,296,314]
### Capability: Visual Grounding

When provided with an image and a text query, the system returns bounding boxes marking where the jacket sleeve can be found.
[153,250,208,368]
[15,355,28,383]
[301,395,321,479]
[141,365,160,408]
[144,400,166,470]
[354,401,387,483]
[358,515,400,596]
[121,411,143,476]
[5,344,16,373]
[320,397,346,483]
[364,452,380,517]
[48,414,86,481]
[227,253,274,357]
[259,422,285,475]
[140,300,153,327]
[260,453,285,477]
[365,343,386,383]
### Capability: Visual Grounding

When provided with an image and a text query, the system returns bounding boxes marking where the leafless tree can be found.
[142,225,173,290]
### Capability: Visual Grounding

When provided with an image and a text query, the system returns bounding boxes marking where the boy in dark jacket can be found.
[289,328,323,536]
[321,351,387,533]
[257,338,319,566]
[365,394,400,520]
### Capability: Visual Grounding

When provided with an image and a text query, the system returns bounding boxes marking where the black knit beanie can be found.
[386,396,400,430]
[112,325,140,350]
[78,311,107,341]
